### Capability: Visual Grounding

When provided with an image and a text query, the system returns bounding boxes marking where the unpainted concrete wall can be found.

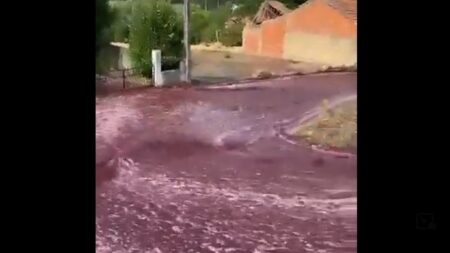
[283,32,356,66]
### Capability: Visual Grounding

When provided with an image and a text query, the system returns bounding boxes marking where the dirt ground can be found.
[192,49,323,83]
[96,72,357,252]
[96,49,327,94]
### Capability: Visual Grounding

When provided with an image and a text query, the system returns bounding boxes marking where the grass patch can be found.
[296,99,357,150]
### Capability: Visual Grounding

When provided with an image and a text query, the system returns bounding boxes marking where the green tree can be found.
[201,2,235,43]
[212,1,234,25]
[110,0,133,42]
[172,0,227,10]
[221,22,245,46]
[129,0,183,76]
[96,0,114,56]
[191,4,212,43]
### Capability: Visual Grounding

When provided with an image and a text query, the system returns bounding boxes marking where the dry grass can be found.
[296,99,357,149]
[253,70,273,79]
[191,42,243,53]
[320,64,357,73]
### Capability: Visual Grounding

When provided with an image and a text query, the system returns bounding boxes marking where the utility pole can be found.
[183,0,191,83]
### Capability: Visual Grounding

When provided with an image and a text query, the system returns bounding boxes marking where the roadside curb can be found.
[311,145,356,158]
[277,131,356,158]
[195,71,356,90]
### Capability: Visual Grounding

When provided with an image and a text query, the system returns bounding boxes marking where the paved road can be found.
[96,73,357,253]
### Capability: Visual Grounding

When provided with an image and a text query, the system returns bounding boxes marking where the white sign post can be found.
[152,49,163,87]
[183,0,191,83]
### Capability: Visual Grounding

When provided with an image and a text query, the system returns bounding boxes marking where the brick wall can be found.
[242,0,357,66]
[260,16,287,58]
[242,25,262,55]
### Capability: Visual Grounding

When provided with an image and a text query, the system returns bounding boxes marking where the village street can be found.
[96,73,357,253]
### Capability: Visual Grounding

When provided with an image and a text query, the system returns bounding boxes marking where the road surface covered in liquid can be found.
[96,73,357,253]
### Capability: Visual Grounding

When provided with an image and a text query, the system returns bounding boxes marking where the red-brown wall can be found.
[242,25,261,55]
[286,0,356,37]
[242,0,357,66]
[260,16,287,58]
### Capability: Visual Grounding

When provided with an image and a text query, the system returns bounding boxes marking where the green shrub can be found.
[129,0,183,77]
[161,57,181,71]
[191,4,211,44]
[196,3,234,44]
[96,0,114,56]
[201,24,220,43]
[211,2,233,26]
[221,22,244,46]
[110,1,132,42]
